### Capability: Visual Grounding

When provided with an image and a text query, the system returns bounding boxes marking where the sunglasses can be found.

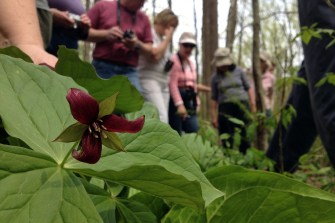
[182,43,196,49]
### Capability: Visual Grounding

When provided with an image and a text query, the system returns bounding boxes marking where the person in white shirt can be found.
[138,9,178,123]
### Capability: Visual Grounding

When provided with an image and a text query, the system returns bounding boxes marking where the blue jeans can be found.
[168,89,199,135]
[92,59,142,92]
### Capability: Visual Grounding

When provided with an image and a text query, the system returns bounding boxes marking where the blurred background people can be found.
[260,51,276,117]
[46,0,91,56]
[168,32,200,134]
[87,0,153,92]
[210,48,255,153]
[138,9,178,123]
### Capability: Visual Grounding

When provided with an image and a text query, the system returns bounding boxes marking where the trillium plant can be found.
[54,88,145,164]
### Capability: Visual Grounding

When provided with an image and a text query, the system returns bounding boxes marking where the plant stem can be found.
[61,141,79,166]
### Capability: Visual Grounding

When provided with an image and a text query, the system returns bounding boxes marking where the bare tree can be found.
[193,0,199,75]
[252,0,267,150]
[167,0,172,9]
[202,0,218,119]
[152,0,156,18]
[226,0,238,52]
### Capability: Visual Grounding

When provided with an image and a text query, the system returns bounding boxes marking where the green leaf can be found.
[0,55,82,163]
[101,131,125,152]
[55,46,144,113]
[0,46,33,63]
[315,73,335,87]
[182,133,223,171]
[126,102,161,121]
[82,180,157,223]
[228,117,244,126]
[65,119,223,210]
[53,122,87,142]
[0,144,102,223]
[205,165,335,223]
[98,92,118,118]
[162,205,206,223]
[130,192,170,221]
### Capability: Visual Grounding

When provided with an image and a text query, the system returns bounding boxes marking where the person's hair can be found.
[154,9,179,28]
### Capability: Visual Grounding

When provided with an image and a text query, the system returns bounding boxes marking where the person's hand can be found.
[106,26,123,40]
[177,105,189,119]
[122,34,139,50]
[80,14,91,27]
[164,26,175,40]
[17,44,57,68]
[49,8,74,28]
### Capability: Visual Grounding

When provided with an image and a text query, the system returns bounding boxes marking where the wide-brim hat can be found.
[179,32,197,46]
[259,51,272,67]
[211,47,234,67]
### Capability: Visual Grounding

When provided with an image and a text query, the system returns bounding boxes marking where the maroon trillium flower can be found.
[54,88,145,164]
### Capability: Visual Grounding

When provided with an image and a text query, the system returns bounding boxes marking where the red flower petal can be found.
[72,130,102,164]
[102,115,145,133]
[66,88,99,125]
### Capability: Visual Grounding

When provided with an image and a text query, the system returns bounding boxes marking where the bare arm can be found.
[0,0,57,67]
[150,27,174,61]
[248,88,256,113]
[197,83,211,92]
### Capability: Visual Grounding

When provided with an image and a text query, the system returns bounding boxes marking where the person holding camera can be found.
[138,9,178,124]
[46,0,91,56]
[86,0,153,92]
[210,48,255,153]
[168,32,200,134]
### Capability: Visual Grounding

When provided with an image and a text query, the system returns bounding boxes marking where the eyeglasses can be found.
[182,43,196,49]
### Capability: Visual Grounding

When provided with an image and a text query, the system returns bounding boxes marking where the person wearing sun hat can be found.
[168,32,200,134]
[210,47,255,153]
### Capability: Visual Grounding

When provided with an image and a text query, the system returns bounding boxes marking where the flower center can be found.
[88,120,107,139]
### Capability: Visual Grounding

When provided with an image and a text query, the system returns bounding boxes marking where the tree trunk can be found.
[226,0,238,52]
[252,0,267,150]
[237,1,246,65]
[82,0,93,61]
[152,0,156,18]
[193,0,199,76]
[167,0,172,9]
[202,0,218,120]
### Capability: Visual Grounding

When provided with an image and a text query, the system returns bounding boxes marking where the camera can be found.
[65,13,89,40]
[68,13,81,29]
[163,59,174,72]
[123,29,134,39]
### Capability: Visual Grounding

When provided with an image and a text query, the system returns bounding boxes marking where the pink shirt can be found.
[169,54,198,106]
[262,70,275,110]
[87,1,152,67]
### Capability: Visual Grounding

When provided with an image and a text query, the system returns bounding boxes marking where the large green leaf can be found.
[64,119,223,210]
[181,133,223,171]
[0,144,102,223]
[0,54,80,163]
[161,205,206,223]
[130,192,169,221]
[205,165,335,223]
[55,46,143,113]
[82,180,157,223]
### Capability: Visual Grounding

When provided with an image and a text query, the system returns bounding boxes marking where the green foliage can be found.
[2,47,335,223]
[281,104,297,129]
[315,73,335,87]
[55,46,144,113]
[0,49,222,222]
[161,166,335,222]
